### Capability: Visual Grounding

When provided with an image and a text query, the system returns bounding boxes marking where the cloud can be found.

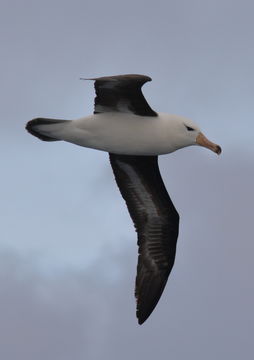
[0,149,253,360]
[1,0,254,358]
[0,248,129,360]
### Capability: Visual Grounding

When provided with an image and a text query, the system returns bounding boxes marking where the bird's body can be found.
[34,112,199,155]
[26,74,221,324]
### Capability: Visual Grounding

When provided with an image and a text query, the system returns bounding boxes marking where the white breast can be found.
[61,112,194,156]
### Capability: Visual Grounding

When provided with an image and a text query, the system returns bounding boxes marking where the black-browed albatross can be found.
[26,74,221,325]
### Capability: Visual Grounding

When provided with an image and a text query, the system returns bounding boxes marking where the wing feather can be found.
[109,154,179,324]
[87,74,157,116]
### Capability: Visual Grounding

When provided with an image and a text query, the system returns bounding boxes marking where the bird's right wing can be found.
[109,154,179,324]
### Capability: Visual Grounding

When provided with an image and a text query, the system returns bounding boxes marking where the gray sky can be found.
[1,0,254,359]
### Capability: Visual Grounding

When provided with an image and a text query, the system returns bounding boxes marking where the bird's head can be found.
[172,116,222,155]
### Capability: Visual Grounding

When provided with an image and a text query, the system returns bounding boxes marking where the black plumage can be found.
[87,74,158,117]
[109,154,179,324]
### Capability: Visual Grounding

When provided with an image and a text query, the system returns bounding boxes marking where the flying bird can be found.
[26,74,221,324]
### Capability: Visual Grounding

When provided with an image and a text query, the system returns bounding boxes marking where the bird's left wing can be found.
[86,74,157,116]
[109,154,179,324]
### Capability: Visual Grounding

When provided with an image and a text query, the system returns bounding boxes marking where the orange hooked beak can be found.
[196,132,222,155]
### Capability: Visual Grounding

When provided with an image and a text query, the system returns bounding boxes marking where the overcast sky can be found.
[1,0,254,359]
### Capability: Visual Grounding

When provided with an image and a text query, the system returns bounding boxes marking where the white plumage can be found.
[29,112,201,155]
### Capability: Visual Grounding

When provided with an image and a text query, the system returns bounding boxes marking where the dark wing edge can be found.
[109,154,179,324]
[87,74,153,83]
[86,74,157,117]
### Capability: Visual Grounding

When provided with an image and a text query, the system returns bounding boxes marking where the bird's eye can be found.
[184,125,195,131]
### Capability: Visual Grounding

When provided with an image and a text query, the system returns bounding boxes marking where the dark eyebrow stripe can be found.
[184,125,195,131]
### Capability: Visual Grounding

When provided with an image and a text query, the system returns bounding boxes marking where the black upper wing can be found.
[109,154,179,324]
[87,74,157,116]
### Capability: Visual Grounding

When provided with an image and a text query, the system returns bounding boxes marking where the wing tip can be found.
[137,313,149,325]
[136,295,154,325]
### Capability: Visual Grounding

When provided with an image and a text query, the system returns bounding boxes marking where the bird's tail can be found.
[26,118,71,142]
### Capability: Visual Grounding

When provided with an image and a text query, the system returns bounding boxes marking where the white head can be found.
[166,115,222,155]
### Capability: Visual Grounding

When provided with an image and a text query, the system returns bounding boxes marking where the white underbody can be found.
[37,112,199,156]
